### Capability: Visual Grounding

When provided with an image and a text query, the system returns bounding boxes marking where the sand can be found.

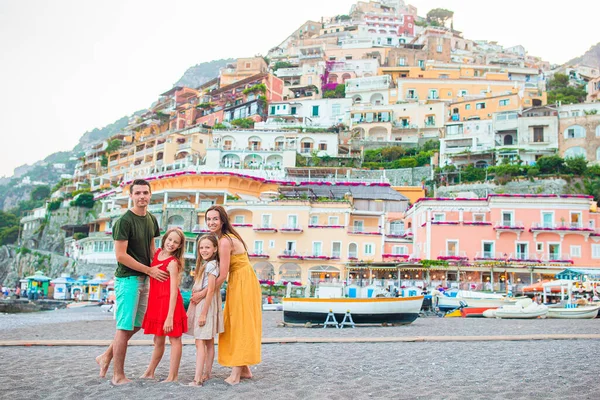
[1,307,600,399]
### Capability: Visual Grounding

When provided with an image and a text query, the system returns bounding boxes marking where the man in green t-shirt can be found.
[95,179,168,385]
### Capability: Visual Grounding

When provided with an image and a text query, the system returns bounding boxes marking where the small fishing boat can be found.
[435,289,524,311]
[282,296,424,325]
[460,306,499,318]
[547,304,600,319]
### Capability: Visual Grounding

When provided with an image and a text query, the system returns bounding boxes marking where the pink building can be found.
[403,194,600,291]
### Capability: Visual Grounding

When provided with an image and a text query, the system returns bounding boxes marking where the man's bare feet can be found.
[111,376,132,385]
[95,355,109,378]
[188,379,202,387]
[139,371,155,379]
[240,366,253,379]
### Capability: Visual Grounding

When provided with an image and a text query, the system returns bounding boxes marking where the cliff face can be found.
[564,42,600,68]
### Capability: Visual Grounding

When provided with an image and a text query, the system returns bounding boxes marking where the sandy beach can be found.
[1,307,600,399]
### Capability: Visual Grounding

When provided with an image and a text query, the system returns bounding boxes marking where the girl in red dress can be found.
[141,228,188,381]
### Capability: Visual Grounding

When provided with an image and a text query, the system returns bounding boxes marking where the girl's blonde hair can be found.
[161,228,185,273]
[194,234,219,285]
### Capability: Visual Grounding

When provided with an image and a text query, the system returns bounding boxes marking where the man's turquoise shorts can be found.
[114,276,149,331]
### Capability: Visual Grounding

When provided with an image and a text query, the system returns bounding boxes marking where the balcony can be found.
[248,253,270,259]
[386,229,406,238]
[192,225,210,234]
[278,250,303,260]
[304,252,338,260]
[232,223,253,228]
[347,228,382,236]
[382,253,410,261]
[474,252,509,262]
[254,225,278,233]
[345,76,391,94]
[308,224,344,229]
[507,253,543,263]
[529,222,594,240]
[275,67,302,77]
[546,253,574,264]
[280,225,303,233]
[393,122,418,129]
[437,251,468,261]
[493,221,525,239]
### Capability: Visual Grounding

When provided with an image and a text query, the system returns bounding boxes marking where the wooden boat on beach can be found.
[282,296,424,325]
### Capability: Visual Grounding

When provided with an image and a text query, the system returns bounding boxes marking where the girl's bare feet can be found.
[95,355,109,378]
[188,380,202,387]
[139,371,155,379]
[163,376,178,382]
[201,373,211,383]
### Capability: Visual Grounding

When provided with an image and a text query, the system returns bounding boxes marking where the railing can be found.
[437,251,468,260]
[507,253,542,263]
[493,221,525,230]
[280,224,303,232]
[393,122,418,129]
[474,252,507,260]
[192,225,210,233]
[347,228,382,235]
[546,253,573,263]
[254,224,278,232]
[147,204,164,213]
[530,222,592,231]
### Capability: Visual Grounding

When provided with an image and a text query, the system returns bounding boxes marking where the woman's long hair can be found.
[205,205,247,251]
[194,234,219,286]
[160,227,185,273]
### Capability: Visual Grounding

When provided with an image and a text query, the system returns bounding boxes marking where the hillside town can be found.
[12,0,600,298]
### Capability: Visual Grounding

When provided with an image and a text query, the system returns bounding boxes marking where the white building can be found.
[256,98,352,130]
[345,75,392,105]
[440,119,494,167]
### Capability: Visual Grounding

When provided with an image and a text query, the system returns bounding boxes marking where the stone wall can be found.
[435,178,569,198]
[351,166,432,186]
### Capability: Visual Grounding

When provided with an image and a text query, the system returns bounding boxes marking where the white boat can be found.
[435,290,524,311]
[282,296,424,325]
[487,299,548,319]
[547,304,600,319]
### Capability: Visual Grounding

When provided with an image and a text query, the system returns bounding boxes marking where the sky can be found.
[0,0,598,178]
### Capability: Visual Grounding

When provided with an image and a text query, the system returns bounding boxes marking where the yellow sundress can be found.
[218,252,262,366]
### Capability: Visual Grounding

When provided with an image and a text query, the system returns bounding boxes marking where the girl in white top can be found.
[186,234,224,386]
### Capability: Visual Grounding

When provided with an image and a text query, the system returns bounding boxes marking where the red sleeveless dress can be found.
[141,250,188,337]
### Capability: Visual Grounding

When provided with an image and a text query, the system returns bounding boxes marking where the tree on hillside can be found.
[31,185,50,201]
[547,73,587,104]
[426,8,454,27]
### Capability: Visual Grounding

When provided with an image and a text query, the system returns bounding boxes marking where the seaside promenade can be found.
[1,308,599,399]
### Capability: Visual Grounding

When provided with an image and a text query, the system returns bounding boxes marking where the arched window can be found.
[564,125,586,139]
[503,135,513,145]
[564,146,586,159]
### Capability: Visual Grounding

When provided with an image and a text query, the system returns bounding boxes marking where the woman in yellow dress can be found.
[191,205,262,385]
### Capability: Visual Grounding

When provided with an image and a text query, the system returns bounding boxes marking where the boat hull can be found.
[283,296,424,325]
[547,305,600,319]
[494,308,548,319]
[436,296,520,311]
[460,306,498,318]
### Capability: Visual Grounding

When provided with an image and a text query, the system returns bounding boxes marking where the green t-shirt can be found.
[112,210,160,278]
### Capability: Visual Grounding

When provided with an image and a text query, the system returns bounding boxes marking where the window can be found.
[310,215,319,226]
[536,242,543,252]
[476,102,486,110]
[390,220,404,234]
[541,212,553,228]
[565,125,586,139]
[312,242,323,256]
[331,242,341,258]
[515,243,527,260]
[570,245,581,258]
[245,62,251,68]
[407,89,416,99]
[387,38,392,45]
[436,45,443,53]
[446,240,458,256]
[312,105,319,117]
[284,241,296,255]
[458,90,468,97]
[592,244,600,259]
[287,215,298,229]
[533,127,544,142]
[465,104,471,110]
[398,57,406,66]
[428,89,438,100]
[364,243,374,255]
[348,243,358,258]
[254,241,264,254]
[482,242,494,258]
[499,99,510,106]
[501,212,513,226]
[345,55,353,60]
[433,213,445,222]
[392,245,408,255]
[319,143,327,151]
[564,146,586,159]
[418,60,424,68]
[353,220,364,232]
[570,212,582,228]
[291,106,297,115]
[270,106,276,114]
[473,213,485,222]
[261,214,272,228]
[503,135,513,145]
[328,216,339,225]
[331,104,341,116]
[185,241,196,255]
[548,243,561,260]
[234,215,245,224]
